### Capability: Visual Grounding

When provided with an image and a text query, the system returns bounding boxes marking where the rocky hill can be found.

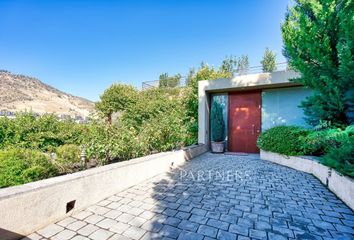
[0,70,95,118]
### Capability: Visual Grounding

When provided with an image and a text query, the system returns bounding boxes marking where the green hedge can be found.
[0,148,58,188]
[257,125,354,177]
[257,126,309,156]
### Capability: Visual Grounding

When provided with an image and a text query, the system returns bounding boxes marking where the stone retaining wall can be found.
[0,144,208,240]
[260,150,354,211]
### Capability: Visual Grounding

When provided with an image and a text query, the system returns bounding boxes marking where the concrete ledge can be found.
[0,144,207,239]
[260,150,354,211]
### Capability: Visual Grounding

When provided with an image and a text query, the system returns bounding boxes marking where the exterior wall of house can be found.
[198,70,301,145]
[261,87,312,131]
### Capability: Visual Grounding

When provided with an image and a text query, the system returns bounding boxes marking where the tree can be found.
[183,63,232,144]
[95,84,138,123]
[158,73,181,88]
[210,100,225,142]
[281,0,354,127]
[261,48,277,72]
[220,55,238,77]
[237,55,249,75]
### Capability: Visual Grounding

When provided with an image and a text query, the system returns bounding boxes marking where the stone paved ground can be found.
[25,153,354,240]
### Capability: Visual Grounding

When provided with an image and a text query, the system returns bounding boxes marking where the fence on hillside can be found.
[141,62,289,90]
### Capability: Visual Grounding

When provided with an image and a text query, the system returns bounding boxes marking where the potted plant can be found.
[210,100,225,153]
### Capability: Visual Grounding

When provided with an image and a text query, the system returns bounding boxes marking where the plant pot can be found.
[211,141,225,153]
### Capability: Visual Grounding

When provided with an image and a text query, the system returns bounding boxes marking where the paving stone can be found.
[84,214,105,224]
[105,209,123,219]
[220,214,238,224]
[57,217,76,227]
[191,208,207,216]
[217,230,237,240]
[28,153,354,240]
[229,224,248,236]
[116,213,135,223]
[175,211,191,220]
[71,236,90,240]
[37,224,64,238]
[23,233,43,240]
[177,230,204,240]
[141,220,164,232]
[65,220,87,231]
[197,225,218,238]
[130,216,146,227]
[178,220,200,232]
[139,210,155,220]
[267,232,287,240]
[51,229,76,240]
[249,229,267,240]
[89,229,114,240]
[189,214,208,224]
[77,224,99,236]
[178,205,193,212]
[96,218,118,229]
[122,226,146,240]
[108,234,132,240]
[207,219,229,230]
[73,211,93,220]
[160,225,181,238]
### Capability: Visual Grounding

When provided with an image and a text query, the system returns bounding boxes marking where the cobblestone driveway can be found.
[27,153,354,240]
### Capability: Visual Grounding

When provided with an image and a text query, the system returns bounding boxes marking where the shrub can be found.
[322,141,354,177]
[0,148,58,188]
[257,126,309,156]
[321,126,354,177]
[55,144,82,173]
[210,100,225,142]
[301,128,342,156]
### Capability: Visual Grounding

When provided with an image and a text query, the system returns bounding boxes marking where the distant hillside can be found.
[0,70,95,117]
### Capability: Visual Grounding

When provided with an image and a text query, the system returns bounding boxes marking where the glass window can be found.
[210,94,228,147]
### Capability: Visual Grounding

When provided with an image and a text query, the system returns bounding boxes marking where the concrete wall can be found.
[261,87,312,130]
[0,144,208,240]
[198,70,301,144]
[260,150,354,211]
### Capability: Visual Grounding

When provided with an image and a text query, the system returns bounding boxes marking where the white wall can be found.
[0,145,208,240]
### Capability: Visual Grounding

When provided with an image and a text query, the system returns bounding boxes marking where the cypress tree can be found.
[281,0,354,127]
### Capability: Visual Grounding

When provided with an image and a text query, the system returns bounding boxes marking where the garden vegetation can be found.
[0,58,237,188]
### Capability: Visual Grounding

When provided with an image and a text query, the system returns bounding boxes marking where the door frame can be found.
[227,90,262,153]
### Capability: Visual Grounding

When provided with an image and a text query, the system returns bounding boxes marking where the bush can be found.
[257,126,309,156]
[55,144,82,173]
[322,141,354,177]
[321,126,354,177]
[301,128,342,156]
[0,148,58,188]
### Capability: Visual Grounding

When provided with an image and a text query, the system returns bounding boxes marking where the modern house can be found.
[198,70,312,153]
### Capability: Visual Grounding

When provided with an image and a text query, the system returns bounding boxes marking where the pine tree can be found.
[281,0,354,127]
[261,48,277,72]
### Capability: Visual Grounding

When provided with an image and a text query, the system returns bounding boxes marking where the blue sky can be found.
[0,0,290,101]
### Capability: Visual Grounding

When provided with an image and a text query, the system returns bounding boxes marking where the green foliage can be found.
[258,125,354,177]
[257,126,309,156]
[55,144,82,173]
[96,84,138,123]
[183,62,233,144]
[281,0,354,126]
[261,47,277,72]
[236,55,249,75]
[0,113,87,151]
[301,128,341,156]
[158,73,182,88]
[210,101,225,142]
[0,148,58,188]
[322,138,354,177]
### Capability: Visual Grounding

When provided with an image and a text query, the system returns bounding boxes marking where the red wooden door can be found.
[228,91,261,153]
